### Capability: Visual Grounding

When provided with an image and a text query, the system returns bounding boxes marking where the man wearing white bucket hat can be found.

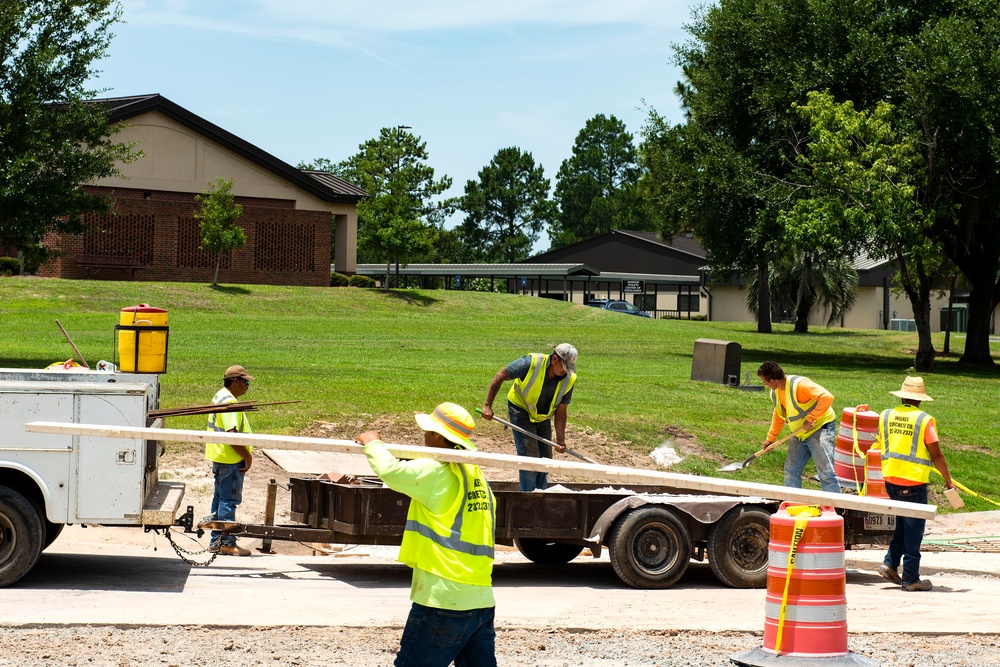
[874,376,955,592]
[358,402,497,666]
[482,343,578,491]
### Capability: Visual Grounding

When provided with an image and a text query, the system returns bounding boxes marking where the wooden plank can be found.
[24,421,938,520]
[263,449,374,476]
[141,480,185,526]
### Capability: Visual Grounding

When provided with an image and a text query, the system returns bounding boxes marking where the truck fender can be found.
[588,494,776,556]
[0,462,59,523]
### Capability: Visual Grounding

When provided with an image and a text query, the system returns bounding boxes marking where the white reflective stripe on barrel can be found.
[768,551,845,570]
[838,425,876,439]
[765,601,847,623]
[834,450,864,465]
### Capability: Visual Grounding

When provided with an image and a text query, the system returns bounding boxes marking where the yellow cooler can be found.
[116,304,169,373]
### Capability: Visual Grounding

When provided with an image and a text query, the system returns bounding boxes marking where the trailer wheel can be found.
[0,487,45,587]
[707,506,770,588]
[513,538,584,565]
[608,506,692,589]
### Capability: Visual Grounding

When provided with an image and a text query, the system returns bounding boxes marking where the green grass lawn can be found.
[2,277,998,511]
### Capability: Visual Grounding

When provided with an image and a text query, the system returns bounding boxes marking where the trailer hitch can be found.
[173,505,204,538]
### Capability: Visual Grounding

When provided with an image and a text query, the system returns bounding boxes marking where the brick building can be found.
[40,94,365,286]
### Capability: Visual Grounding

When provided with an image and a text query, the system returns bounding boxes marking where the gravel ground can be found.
[1,626,998,666]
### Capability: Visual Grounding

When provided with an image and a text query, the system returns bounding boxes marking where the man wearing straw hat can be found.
[874,376,955,592]
[357,402,497,666]
[482,343,578,491]
[205,364,255,557]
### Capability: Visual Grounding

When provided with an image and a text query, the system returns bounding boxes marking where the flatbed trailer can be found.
[214,475,900,590]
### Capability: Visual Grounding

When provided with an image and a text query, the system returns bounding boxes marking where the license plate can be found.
[864,513,896,531]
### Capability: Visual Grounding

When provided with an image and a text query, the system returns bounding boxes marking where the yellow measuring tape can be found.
[774,505,821,654]
[931,471,1000,508]
[850,406,868,496]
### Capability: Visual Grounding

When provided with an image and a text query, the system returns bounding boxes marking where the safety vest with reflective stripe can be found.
[205,387,252,464]
[770,375,834,439]
[877,405,934,483]
[507,353,577,423]
[397,462,495,587]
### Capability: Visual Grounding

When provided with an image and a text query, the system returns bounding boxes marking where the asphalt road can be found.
[4,524,999,633]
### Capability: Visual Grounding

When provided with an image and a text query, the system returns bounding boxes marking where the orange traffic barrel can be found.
[116,304,169,373]
[834,406,879,493]
[731,504,877,666]
[864,448,889,498]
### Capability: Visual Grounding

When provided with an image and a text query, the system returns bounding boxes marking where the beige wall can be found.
[94,110,358,274]
[709,285,964,332]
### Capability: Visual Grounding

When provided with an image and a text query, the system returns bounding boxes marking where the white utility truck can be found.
[0,368,185,587]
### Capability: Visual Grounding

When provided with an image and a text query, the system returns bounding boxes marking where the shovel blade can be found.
[718,455,754,472]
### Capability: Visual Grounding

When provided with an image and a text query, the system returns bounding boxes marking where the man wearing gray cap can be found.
[482,344,578,491]
[205,364,255,556]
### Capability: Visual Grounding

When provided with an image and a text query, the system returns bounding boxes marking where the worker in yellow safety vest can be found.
[873,377,954,592]
[205,364,255,557]
[358,402,496,667]
[482,343,578,491]
[757,360,840,494]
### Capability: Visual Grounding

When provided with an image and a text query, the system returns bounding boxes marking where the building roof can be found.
[94,94,367,204]
[355,263,600,278]
[527,230,706,263]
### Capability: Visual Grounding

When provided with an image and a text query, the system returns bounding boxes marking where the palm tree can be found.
[745,252,858,333]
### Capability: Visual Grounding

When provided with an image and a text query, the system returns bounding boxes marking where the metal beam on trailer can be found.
[25,421,937,520]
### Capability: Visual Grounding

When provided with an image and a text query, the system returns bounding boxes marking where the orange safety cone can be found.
[730,503,879,667]
[863,449,889,499]
[833,407,879,494]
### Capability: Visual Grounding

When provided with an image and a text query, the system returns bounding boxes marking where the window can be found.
[633,295,657,312]
[678,294,700,312]
[609,302,628,311]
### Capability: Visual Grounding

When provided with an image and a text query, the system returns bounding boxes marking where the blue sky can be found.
[91,1,696,249]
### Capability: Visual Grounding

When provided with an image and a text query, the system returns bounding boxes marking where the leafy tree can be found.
[550,114,651,248]
[784,91,950,369]
[309,128,453,286]
[644,0,1000,364]
[458,147,555,263]
[0,0,140,255]
[195,178,245,287]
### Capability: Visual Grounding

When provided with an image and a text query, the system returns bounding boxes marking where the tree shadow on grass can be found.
[376,289,439,307]
[208,284,253,296]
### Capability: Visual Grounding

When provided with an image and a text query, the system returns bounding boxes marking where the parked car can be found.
[586,299,652,318]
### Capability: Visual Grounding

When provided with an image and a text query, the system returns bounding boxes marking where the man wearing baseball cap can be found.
[482,343,578,491]
[205,364,255,556]
[358,403,496,666]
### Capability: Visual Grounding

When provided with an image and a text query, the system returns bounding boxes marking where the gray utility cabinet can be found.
[690,338,742,385]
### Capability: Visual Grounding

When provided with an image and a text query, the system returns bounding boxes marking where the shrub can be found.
[330,272,350,287]
[0,257,22,277]
[348,274,377,288]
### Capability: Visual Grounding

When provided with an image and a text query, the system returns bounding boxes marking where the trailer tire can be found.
[513,538,584,565]
[0,486,45,587]
[608,506,691,589]
[707,505,770,588]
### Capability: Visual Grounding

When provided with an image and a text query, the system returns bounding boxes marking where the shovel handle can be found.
[750,427,808,460]
[475,408,598,464]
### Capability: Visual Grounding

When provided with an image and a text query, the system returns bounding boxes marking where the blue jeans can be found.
[508,404,552,492]
[210,461,245,547]
[395,602,497,667]
[884,482,928,586]
[784,421,840,494]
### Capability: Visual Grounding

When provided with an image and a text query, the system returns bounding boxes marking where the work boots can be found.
[876,564,902,585]
[902,579,933,591]
[211,543,251,556]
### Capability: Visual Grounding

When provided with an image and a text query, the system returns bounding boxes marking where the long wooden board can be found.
[24,421,938,520]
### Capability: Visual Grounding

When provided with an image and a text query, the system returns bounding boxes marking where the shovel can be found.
[718,428,807,472]
[475,408,598,464]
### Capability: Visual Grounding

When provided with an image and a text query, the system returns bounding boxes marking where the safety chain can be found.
[161,527,219,567]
